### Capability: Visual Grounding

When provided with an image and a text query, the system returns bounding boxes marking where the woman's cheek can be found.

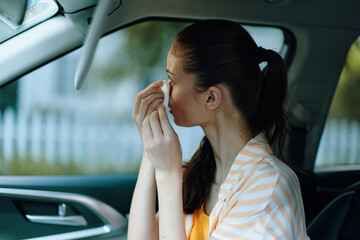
[169,87,177,107]
[169,84,173,96]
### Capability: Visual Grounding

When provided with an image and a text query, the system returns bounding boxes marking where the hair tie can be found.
[257,46,268,64]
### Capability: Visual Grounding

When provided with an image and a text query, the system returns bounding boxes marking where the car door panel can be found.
[0,174,136,239]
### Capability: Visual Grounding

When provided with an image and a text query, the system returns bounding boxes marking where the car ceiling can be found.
[57,0,360,32]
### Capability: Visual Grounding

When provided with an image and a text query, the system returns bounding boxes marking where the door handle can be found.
[25,203,87,226]
[26,214,87,227]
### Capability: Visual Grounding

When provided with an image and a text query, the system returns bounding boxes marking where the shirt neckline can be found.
[217,133,273,200]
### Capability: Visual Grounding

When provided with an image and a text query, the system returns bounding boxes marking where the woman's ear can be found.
[204,85,222,110]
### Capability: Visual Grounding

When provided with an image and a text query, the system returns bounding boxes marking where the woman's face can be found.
[166,47,206,127]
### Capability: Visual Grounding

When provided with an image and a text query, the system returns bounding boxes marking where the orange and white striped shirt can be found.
[185,133,309,240]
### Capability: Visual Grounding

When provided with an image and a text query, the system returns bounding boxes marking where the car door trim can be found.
[25,214,88,227]
[0,187,127,239]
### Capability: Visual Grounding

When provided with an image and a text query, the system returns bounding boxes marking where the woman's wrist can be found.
[137,151,156,181]
[155,168,186,240]
[155,168,183,186]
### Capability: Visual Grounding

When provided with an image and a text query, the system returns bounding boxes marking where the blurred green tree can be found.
[328,37,360,122]
[90,21,189,89]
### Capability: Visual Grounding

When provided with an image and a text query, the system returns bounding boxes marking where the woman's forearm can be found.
[128,152,158,240]
[156,170,187,240]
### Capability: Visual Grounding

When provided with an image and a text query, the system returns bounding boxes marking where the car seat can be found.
[307,181,360,240]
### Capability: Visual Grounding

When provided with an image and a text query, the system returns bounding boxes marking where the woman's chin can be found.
[173,117,181,126]
[173,116,184,127]
[170,110,192,127]
[173,118,194,128]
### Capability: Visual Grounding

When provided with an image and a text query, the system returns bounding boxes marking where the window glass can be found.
[315,36,360,170]
[0,21,288,175]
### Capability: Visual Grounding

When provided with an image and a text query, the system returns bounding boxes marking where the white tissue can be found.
[161,80,170,107]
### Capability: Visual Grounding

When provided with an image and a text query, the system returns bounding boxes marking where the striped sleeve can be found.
[255,160,309,240]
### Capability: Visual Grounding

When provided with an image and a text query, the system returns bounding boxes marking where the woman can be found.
[128,19,309,240]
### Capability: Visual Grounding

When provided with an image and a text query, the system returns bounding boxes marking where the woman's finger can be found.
[149,110,163,140]
[146,98,164,116]
[158,105,174,135]
[133,81,163,118]
[138,92,163,122]
[142,116,153,143]
[134,88,162,118]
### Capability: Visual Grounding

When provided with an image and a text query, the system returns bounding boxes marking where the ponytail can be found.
[182,136,216,214]
[252,47,288,161]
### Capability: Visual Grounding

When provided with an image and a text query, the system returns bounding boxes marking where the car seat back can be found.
[307,181,360,240]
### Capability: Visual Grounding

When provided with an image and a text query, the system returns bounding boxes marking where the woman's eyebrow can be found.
[166,69,175,75]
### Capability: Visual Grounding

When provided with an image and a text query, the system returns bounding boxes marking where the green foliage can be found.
[0,157,81,175]
[0,156,140,175]
[328,37,360,122]
[91,21,189,88]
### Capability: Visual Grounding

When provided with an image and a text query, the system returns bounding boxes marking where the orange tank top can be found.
[188,206,209,240]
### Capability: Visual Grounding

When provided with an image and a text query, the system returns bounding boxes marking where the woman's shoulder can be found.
[258,155,303,201]
[266,155,300,185]
[232,154,299,194]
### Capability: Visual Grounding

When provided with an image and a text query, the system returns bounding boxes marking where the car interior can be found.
[0,0,359,239]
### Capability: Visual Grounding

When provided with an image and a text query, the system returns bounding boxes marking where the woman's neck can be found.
[202,113,252,184]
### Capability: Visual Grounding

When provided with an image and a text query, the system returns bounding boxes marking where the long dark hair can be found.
[173,20,288,214]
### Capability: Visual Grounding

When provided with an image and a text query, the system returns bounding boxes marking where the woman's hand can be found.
[142,105,182,176]
[129,82,163,240]
[132,80,164,134]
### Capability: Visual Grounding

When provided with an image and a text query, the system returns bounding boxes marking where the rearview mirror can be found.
[0,0,27,26]
[0,0,58,43]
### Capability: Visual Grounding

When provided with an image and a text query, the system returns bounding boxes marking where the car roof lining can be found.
[58,0,360,33]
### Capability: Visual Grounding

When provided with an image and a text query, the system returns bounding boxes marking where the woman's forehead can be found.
[166,51,182,74]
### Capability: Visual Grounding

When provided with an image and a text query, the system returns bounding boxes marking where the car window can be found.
[315,36,360,171]
[0,20,289,175]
